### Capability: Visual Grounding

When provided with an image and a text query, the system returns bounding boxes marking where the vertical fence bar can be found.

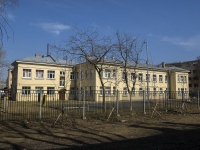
[198,91,199,108]
[143,90,146,114]
[116,90,119,116]
[82,89,86,119]
[39,89,42,120]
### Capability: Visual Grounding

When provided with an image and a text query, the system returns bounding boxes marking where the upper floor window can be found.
[138,73,143,81]
[131,73,135,81]
[47,71,55,79]
[105,69,111,78]
[122,72,126,80]
[60,71,65,76]
[113,70,116,78]
[70,72,75,80]
[23,69,31,78]
[36,70,44,79]
[159,75,163,82]
[146,74,150,82]
[165,75,168,82]
[90,69,93,78]
[60,76,65,87]
[153,75,157,82]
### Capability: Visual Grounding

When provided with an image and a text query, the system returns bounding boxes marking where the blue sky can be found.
[3,0,200,65]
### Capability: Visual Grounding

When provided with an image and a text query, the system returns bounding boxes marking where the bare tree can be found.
[0,0,17,49]
[115,31,144,111]
[64,28,115,112]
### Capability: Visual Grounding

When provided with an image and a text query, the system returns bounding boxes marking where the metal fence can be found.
[0,90,199,122]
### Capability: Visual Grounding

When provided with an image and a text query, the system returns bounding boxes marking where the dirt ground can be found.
[0,110,200,150]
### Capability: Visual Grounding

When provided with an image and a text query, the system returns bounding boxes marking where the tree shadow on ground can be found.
[0,119,200,150]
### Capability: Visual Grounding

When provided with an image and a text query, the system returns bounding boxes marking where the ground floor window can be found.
[47,87,55,95]
[22,86,31,95]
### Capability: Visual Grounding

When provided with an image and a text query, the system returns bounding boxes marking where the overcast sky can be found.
[3,0,200,65]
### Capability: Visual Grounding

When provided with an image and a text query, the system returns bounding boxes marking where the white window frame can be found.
[23,69,31,78]
[22,86,31,95]
[47,87,55,95]
[47,71,55,79]
[36,70,44,79]
[159,75,163,82]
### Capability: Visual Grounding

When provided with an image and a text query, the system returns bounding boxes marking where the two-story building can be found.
[9,54,189,101]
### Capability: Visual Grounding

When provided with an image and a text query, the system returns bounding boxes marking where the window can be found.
[105,69,111,78]
[23,69,31,78]
[70,72,75,80]
[123,87,128,96]
[60,71,65,76]
[85,70,88,79]
[159,88,163,95]
[36,70,44,79]
[159,75,163,82]
[153,75,157,82]
[22,86,31,95]
[165,75,168,82]
[138,73,143,81]
[178,88,181,96]
[131,73,135,81]
[35,87,43,95]
[100,87,111,96]
[153,88,157,96]
[47,87,55,95]
[113,87,116,95]
[90,69,93,78]
[122,72,126,80]
[131,87,135,96]
[80,71,83,79]
[194,84,199,87]
[113,70,116,78]
[60,76,65,86]
[139,88,143,96]
[189,84,192,87]
[146,74,150,82]
[47,71,55,79]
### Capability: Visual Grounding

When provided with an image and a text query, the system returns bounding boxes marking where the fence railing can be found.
[0,90,199,121]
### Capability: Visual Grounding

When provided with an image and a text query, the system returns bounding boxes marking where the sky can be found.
[3,0,200,66]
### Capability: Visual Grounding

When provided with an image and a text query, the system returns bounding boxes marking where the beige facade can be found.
[10,54,189,101]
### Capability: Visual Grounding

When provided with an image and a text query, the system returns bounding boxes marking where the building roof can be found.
[12,54,73,67]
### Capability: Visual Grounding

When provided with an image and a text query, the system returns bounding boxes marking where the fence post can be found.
[82,89,86,119]
[143,90,146,114]
[39,89,43,120]
[198,91,199,108]
[116,90,119,116]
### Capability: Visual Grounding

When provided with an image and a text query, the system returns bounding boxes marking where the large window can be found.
[153,75,157,82]
[36,70,44,79]
[113,70,116,78]
[60,76,65,86]
[90,69,93,78]
[146,74,150,82]
[23,69,31,78]
[35,87,43,95]
[70,72,75,80]
[159,75,163,82]
[22,86,31,95]
[131,73,135,81]
[100,87,111,96]
[138,73,143,81]
[123,87,128,96]
[47,71,55,79]
[105,69,111,78]
[47,87,55,95]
